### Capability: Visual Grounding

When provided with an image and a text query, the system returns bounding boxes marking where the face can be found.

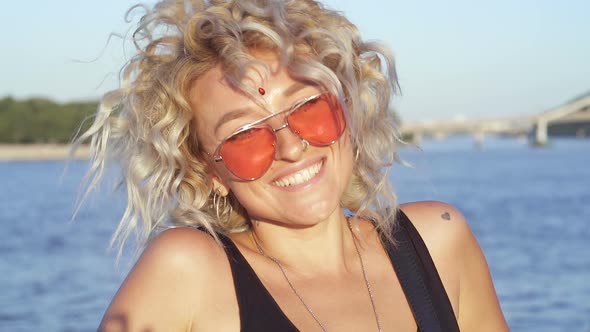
[190,55,354,228]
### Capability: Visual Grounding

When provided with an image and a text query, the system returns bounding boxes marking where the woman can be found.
[80,0,509,331]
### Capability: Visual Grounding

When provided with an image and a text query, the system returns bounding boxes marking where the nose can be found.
[273,124,305,161]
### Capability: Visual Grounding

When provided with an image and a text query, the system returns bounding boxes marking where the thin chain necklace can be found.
[250,218,383,332]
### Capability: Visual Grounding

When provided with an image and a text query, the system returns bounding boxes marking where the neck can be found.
[250,210,356,275]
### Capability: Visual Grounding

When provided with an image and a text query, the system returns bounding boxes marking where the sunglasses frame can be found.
[209,92,346,181]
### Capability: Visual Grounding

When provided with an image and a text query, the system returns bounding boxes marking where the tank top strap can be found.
[383,210,461,332]
[217,232,300,332]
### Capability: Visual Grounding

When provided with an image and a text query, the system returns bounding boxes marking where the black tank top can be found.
[217,211,460,332]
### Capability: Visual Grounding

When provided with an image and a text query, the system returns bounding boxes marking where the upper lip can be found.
[270,155,325,183]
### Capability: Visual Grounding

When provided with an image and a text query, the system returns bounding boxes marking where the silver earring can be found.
[301,139,309,151]
[212,190,232,225]
[354,145,360,162]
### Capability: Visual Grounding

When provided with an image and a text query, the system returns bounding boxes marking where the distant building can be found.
[532,91,590,145]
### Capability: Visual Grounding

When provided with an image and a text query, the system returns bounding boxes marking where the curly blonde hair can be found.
[74,0,401,256]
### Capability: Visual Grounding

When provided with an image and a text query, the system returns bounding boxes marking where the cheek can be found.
[336,134,354,175]
[208,160,240,195]
[226,181,277,219]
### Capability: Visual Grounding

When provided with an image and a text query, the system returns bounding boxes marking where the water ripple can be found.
[1,140,589,331]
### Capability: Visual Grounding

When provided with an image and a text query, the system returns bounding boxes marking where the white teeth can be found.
[273,160,323,187]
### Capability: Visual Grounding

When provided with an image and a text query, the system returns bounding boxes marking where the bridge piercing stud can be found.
[258,87,266,95]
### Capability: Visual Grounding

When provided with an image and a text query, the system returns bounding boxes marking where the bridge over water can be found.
[401,92,590,146]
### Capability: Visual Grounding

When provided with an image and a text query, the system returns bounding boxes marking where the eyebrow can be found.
[214,107,253,134]
[283,82,307,97]
[213,82,309,134]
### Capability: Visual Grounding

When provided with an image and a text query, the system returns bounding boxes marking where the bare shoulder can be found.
[141,227,227,269]
[400,201,509,331]
[399,201,479,266]
[400,200,470,253]
[99,227,232,332]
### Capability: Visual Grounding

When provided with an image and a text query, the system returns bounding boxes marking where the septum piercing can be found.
[301,139,309,151]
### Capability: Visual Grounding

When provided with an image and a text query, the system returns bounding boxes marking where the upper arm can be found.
[99,228,226,332]
[400,201,509,332]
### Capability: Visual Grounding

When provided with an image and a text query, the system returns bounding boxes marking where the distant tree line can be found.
[0,96,408,144]
[0,97,98,144]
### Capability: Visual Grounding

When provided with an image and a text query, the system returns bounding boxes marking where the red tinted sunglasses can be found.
[210,93,346,181]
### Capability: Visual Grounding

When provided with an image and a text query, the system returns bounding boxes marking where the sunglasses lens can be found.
[288,94,346,145]
[217,94,345,180]
[219,127,275,179]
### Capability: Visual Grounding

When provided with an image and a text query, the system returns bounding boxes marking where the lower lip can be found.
[272,158,326,192]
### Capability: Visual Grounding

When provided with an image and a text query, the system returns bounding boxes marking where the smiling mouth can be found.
[272,160,324,187]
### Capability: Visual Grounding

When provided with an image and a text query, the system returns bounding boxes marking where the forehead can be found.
[189,52,280,117]
[190,65,264,118]
[189,60,320,140]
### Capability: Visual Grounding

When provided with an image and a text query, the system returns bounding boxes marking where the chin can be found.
[288,200,341,227]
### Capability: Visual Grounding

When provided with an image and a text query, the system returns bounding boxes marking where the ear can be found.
[204,155,230,196]
[212,175,230,197]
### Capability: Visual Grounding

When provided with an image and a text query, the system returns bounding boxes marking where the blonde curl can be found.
[72,0,402,256]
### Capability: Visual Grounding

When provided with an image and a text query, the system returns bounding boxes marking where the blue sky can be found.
[1,0,589,121]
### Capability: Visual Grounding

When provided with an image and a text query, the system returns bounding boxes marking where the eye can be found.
[294,96,322,114]
[294,102,314,115]
[226,127,265,142]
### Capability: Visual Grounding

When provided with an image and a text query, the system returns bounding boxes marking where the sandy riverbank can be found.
[0,144,90,161]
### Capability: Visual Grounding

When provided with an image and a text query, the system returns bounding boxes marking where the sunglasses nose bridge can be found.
[272,123,289,133]
[272,120,306,147]
[270,121,308,162]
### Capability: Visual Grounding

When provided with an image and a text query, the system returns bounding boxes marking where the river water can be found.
[1,137,589,331]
